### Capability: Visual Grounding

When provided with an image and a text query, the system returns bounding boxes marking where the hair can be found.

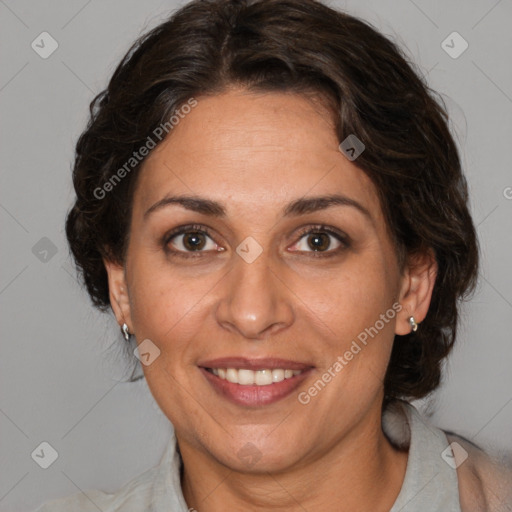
[65,0,479,404]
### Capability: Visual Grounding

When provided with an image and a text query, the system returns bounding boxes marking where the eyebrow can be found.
[143,194,372,221]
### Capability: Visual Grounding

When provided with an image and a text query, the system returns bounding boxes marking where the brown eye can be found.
[305,232,331,251]
[292,231,343,253]
[164,225,220,255]
[181,232,207,251]
[288,225,350,257]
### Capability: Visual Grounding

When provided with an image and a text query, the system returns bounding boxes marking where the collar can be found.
[150,400,462,511]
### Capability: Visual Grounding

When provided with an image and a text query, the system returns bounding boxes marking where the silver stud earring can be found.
[121,323,130,341]
[408,316,418,332]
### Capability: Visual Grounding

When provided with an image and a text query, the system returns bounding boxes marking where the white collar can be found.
[151,400,461,511]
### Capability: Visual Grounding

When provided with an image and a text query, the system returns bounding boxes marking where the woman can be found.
[36,0,512,510]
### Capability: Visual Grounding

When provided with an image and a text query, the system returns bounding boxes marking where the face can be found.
[105,88,436,473]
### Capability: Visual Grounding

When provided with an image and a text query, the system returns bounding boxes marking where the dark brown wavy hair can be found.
[65,0,479,404]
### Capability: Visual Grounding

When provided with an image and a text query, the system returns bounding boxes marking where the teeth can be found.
[209,368,303,386]
[226,368,238,383]
[255,369,273,385]
[239,369,255,385]
[272,369,284,382]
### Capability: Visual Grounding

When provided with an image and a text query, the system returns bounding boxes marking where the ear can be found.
[395,248,438,335]
[103,258,133,333]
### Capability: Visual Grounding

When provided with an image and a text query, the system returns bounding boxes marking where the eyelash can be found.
[163,223,350,259]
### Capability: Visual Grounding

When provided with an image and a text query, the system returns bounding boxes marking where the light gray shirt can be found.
[34,401,461,511]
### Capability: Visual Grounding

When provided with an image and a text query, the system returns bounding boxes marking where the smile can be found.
[199,366,313,407]
[206,367,302,385]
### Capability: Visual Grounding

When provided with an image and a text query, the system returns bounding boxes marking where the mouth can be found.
[204,367,303,384]
[198,357,314,407]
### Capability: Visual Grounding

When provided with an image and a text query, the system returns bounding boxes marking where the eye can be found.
[164,224,223,257]
[289,225,349,256]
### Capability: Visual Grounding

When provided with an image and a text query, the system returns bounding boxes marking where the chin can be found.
[208,435,304,473]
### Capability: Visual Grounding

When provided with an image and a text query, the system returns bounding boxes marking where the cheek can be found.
[126,259,215,429]
[298,248,399,407]
[127,256,212,349]
[301,250,397,343]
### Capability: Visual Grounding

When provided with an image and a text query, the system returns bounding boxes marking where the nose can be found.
[215,248,295,340]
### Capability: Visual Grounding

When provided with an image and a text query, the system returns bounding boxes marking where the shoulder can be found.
[32,464,158,512]
[444,431,512,512]
[382,400,512,512]
[33,433,188,512]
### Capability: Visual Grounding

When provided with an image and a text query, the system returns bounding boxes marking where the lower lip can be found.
[199,367,313,407]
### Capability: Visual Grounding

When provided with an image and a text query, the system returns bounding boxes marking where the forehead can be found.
[133,90,381,219]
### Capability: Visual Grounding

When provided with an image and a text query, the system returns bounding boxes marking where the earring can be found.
[408,316,418,332]
[121,323,130,341]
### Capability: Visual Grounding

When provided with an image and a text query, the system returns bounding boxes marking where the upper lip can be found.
[198,357,313,371]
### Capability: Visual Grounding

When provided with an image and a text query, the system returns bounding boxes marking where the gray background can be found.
[1,0,511,510]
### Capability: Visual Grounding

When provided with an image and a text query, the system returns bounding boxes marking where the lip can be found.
[199,365,314,407]
[198,357,313,371]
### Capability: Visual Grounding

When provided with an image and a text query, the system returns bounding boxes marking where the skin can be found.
[104,87,438,511]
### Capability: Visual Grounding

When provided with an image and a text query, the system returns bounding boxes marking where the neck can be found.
[178,404,408,512]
